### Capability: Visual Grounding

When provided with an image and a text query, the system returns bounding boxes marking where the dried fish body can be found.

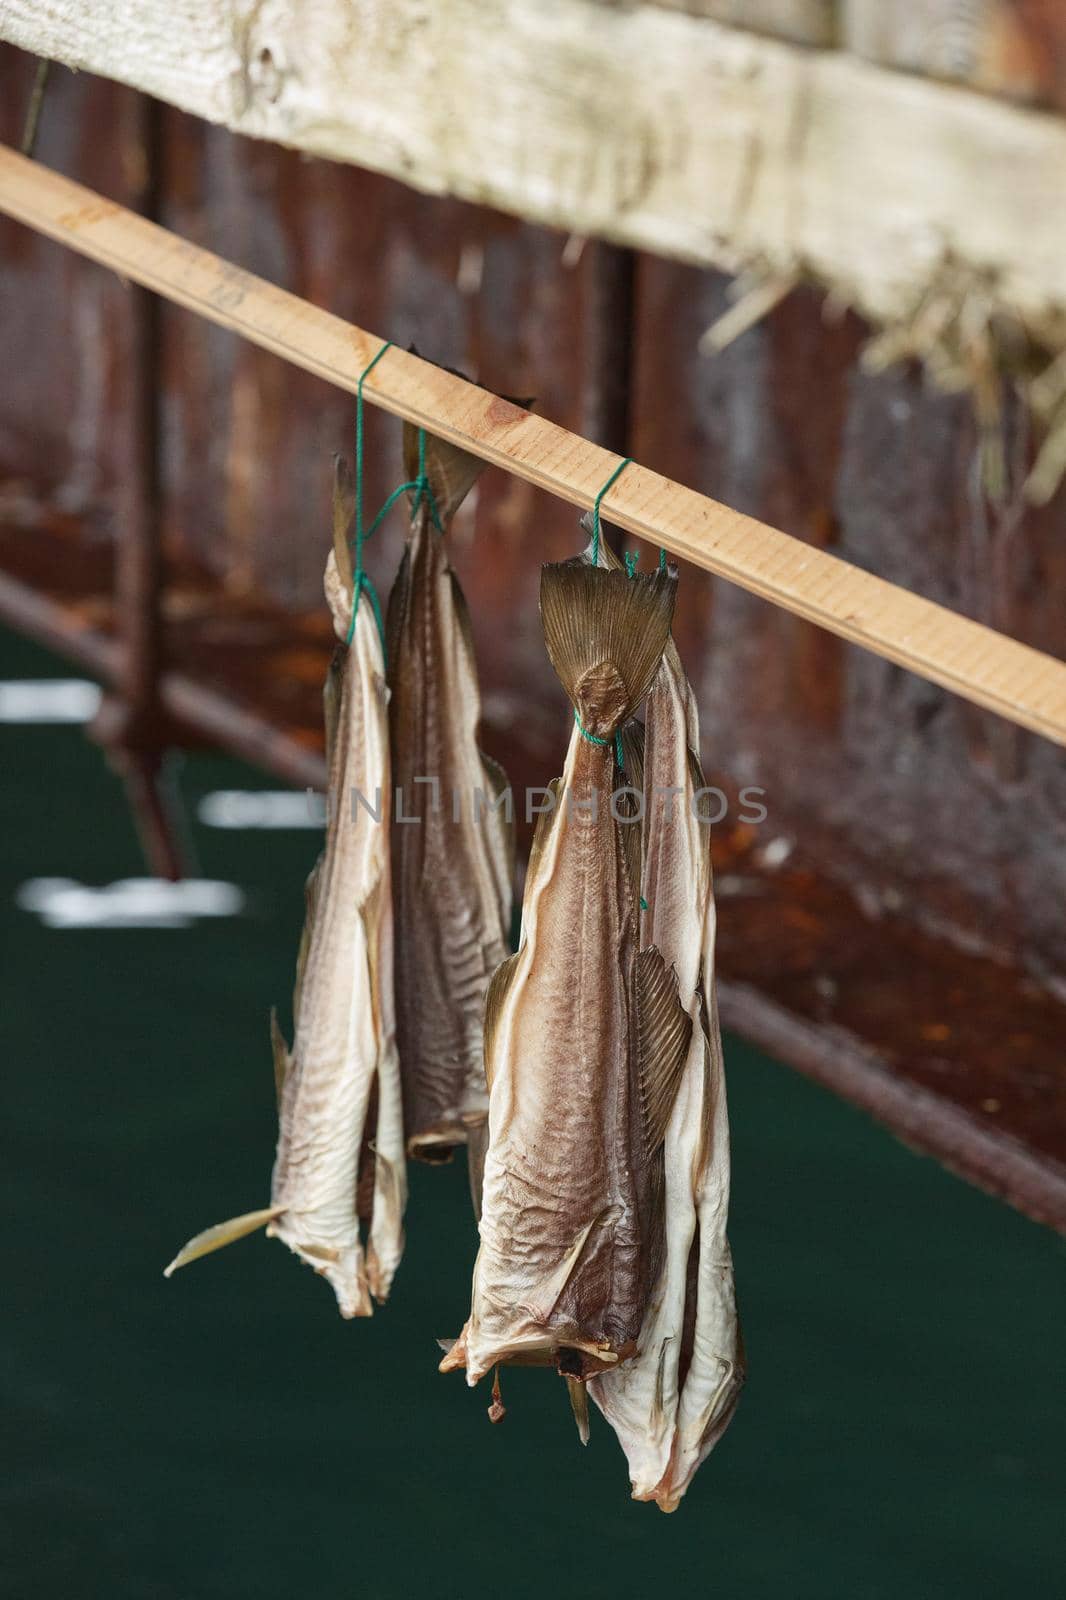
[589,619,742,1509]
[387,426,514,1164]
[442,560,690,1387]
[165,464,406,1317]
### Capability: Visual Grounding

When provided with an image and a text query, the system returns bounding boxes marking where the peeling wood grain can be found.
[843,0,1066,109]
[647,1,838,47]
[5,2,1066,342]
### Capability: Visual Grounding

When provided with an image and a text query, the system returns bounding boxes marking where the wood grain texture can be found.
[2,143,1065,748]
[648,0,838,45]
[5,1,1066,341]
[844,0,1066,109]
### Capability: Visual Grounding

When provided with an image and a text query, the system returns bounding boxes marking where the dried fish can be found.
[387,425,514,1168]
[442,559,690,1387]
[165,460,406,1318]
[587,542,743,1510]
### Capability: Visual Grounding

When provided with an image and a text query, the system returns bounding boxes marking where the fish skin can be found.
[165,470,407,1317]
[441,561,683,1386]
[586,536,743,1508]
[387,426,514,1164]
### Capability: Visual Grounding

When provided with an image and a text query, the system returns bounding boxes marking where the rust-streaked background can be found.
[1,44,1064,1225]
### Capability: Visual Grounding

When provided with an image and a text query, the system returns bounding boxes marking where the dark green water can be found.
[1,626,1062,1600]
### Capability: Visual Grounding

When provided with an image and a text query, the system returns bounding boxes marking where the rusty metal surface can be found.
[1,45,1065,1225]
[632,267,1066,987]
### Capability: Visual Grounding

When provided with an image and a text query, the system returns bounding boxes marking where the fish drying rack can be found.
[1,139,1065,1231]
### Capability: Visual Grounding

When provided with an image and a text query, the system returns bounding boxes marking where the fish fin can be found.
[636,947,692,1157]
[466,1117,490,1222]
[525,775,562,892]
[401,358,531,524]
[488,1366,507,1424]
[163,1205,283,1278]
[293,852,323,1026]
[323,651,343,768]
[480,749,512,811]
[578,512,624,571]
[540,560,676,739]
[687,740,719,834]
[481,748,515,838]
[384,542,412,673]
[483,950,521,1092]
[618,718,646,793]
[402,424,486,525]
[331,454,355,591]
[269,1007,291,1105]
[566,1376,591,1446]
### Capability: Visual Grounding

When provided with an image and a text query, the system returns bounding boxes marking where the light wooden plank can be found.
[1,144,1064,747]
[649,1,837,46]
[843,1,1045,105]
[4,1,1066,340]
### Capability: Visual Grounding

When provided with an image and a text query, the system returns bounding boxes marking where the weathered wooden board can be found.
[6,142,1066,747]
[651,0,838,45]
[844,1,1066,109]
[5,1,1066,343]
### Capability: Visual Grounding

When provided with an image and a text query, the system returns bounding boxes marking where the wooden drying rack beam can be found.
[2,142,1066,748]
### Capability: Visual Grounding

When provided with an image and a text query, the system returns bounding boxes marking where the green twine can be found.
[347,340,393,648]
[574,710,625,771]
[346,342,445,652]
[590,456,632,568]
[411,426,444,532]
[590,456,668,573]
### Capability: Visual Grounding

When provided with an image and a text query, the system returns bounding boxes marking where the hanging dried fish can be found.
[164,460,406,1318]
[387,424,514,1169]
[587,539,743,1510]
[441,559,690,1388]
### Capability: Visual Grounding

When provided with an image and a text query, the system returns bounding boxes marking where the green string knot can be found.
[590,457,632,568]
[589,456,668,574]
[347,340,393,649]
[574,710,625,772]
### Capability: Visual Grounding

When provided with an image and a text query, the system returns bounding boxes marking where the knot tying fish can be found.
[590,456,632,568]
[347,339,394,648]
[347,341,442,649]
[573,710,626,772]
[590,456,668,580]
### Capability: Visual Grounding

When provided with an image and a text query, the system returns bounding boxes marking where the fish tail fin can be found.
[566,1376,591,1446]
[540,559,676,739]
[578,510,624,572]
[402,359,532,525]
[269,1007,292,1107]
[163,1205,283,1278]
[635,947,692,1157]
[402,424,485,526]
[331,453,355,588]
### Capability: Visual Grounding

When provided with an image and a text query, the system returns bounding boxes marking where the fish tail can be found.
[163,1205,283,1278]
[401,360,531,525]
[402,424,486,526]
[540,558,676,740]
